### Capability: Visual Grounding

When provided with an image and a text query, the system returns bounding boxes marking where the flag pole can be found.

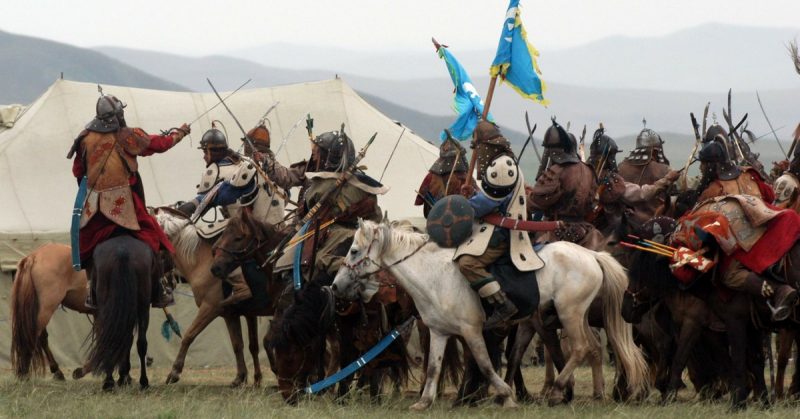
[463,76,498,191]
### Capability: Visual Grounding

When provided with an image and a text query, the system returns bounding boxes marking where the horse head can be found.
[331,218,390,302]
[210,207,268,279]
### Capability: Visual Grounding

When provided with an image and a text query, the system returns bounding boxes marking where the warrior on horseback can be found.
[618,125,674,222]
[415,135,469,217]
[68,92,189,309]
[453,121,543,330]
[176,127,264,306]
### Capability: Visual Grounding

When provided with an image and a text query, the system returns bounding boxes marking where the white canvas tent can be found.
[0,78,438,370]
[0,78,439,271]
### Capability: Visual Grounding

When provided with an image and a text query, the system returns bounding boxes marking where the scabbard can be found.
[71,176,88,271]
[482,213,560,232]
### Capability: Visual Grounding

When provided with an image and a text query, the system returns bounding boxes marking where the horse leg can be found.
[39,330,65,381]
[586,327,605,400]
[535,319,572,402]
[117,357,132,387]
[663,319,704,403]
[223,315,248,387]
[504,320,535,403]
[790,329,800,398]
[724,311,749,410]
[264,320,278,376]
[776,328,794,399]
[137,304,150,390]
[103,370,115,392]
[748,329,769,408]
[461,328,517,408]
[245,316,262,386]
[166,302,221,384]
[409,330,448,411]
[548,312,590,406]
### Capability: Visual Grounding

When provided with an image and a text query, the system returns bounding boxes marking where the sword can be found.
[256,101,280,126]
[189,78,251,127]
[274,115,307,157]
[756,91,788,159]
[523,111,541,164]
[519,122,536,163]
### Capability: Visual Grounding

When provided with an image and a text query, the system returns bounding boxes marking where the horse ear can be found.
[383,210,389,224]
[357,217,365,231]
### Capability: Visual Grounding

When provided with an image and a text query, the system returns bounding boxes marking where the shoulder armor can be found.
[228,158,258,188]
[198,163,220,193]
[774,173,799,205]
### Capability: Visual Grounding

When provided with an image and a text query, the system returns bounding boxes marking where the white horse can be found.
[332,219,649,410]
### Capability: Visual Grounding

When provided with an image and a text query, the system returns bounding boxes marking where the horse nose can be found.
[331,284,338,292]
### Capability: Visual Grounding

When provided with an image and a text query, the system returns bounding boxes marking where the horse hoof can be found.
[118,375,132,387]
[165,373,180,385]
[140,379,150,390]
[409,400,431,411]
[253,374,263,387]
[230,377,246,388]
[52,370,66,381]
[548,389,565,407]
[72,368,84,380]
[502,398,519,409]
[102,382,115,392]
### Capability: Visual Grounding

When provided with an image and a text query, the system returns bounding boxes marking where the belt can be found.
[482,213,561,232]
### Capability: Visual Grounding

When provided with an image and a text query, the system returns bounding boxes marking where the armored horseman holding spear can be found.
[68,89,189,308]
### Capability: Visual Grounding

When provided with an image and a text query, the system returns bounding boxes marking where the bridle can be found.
[343,227,427,281]
[213,221,271,261]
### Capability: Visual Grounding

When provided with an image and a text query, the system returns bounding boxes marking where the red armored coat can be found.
[72,128,179,262]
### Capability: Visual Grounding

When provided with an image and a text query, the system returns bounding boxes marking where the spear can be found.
[755,91,788,159]
[680,112,703,190]
[379,128,406,182]
[578,124,587,162]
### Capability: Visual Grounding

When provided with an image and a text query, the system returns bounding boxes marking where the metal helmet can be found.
[542,119,579,164]
[698,137,740,180]
[199,128,228,150]
[245,123,271,152]
[481,155,519,201]
[313,130,355,172]
[635,128,663,149]
[703,124,728,144]
[474,120,513,176]
[86,94,126,133]
[430,136,468,175]
[588,128,621,172]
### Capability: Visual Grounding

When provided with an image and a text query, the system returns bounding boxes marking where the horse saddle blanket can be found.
[482,251,540,320]
[196,218,229,239]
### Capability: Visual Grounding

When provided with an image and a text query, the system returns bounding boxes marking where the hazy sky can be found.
[4,0,799,55]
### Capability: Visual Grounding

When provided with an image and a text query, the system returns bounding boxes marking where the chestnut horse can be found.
[10,243,91,380]
[155,208,287,386]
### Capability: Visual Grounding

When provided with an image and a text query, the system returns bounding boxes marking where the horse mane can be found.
[366,220,429,256]
[156,211,201,266]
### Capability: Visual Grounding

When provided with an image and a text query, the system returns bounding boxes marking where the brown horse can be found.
[155,207,288,387]
[86,235,154,391]
[10,243,92,380]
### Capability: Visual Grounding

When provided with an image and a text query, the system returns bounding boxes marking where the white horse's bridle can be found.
[343,227,426,281]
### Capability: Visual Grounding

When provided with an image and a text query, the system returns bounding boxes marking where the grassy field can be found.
[1,366,799,419]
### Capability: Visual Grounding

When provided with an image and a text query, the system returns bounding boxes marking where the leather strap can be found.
[482,213,561,232]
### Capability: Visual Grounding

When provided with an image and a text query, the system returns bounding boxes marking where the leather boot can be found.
[483,290,518,330]
[742,273,798,322]
[220,272,252,306]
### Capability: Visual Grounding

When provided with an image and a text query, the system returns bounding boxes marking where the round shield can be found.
[426,195,475,248]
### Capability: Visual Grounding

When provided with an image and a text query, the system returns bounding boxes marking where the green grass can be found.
[1,366,799,418]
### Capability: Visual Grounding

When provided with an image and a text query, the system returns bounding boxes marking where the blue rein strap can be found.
[70,176,88,271]
[304,316,416,394]
[293,221,311,290]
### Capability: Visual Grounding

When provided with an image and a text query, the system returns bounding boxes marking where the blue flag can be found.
[438,47,493,141]
[490,0,548,105]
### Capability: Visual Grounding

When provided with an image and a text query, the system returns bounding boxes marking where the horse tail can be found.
[10,253,45,378]
[86,244,139,375]
[595,250,650,398]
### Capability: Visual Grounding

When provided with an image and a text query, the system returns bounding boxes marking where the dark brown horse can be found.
[85,235,154,391]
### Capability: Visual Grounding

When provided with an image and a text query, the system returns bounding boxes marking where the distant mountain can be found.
[0,30,186,104]
[226,23,800,92]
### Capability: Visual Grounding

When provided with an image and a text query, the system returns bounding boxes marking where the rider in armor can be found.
[416,134,470,217]
[529,119,603,249]
[618,126,673,220]
[693,132,795,320]
[178,127,262,306]
[455,121,542,329]
[696,127,774,203]
[274,128,387,285]
[69,93,189,308]
[586,127,626,232]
